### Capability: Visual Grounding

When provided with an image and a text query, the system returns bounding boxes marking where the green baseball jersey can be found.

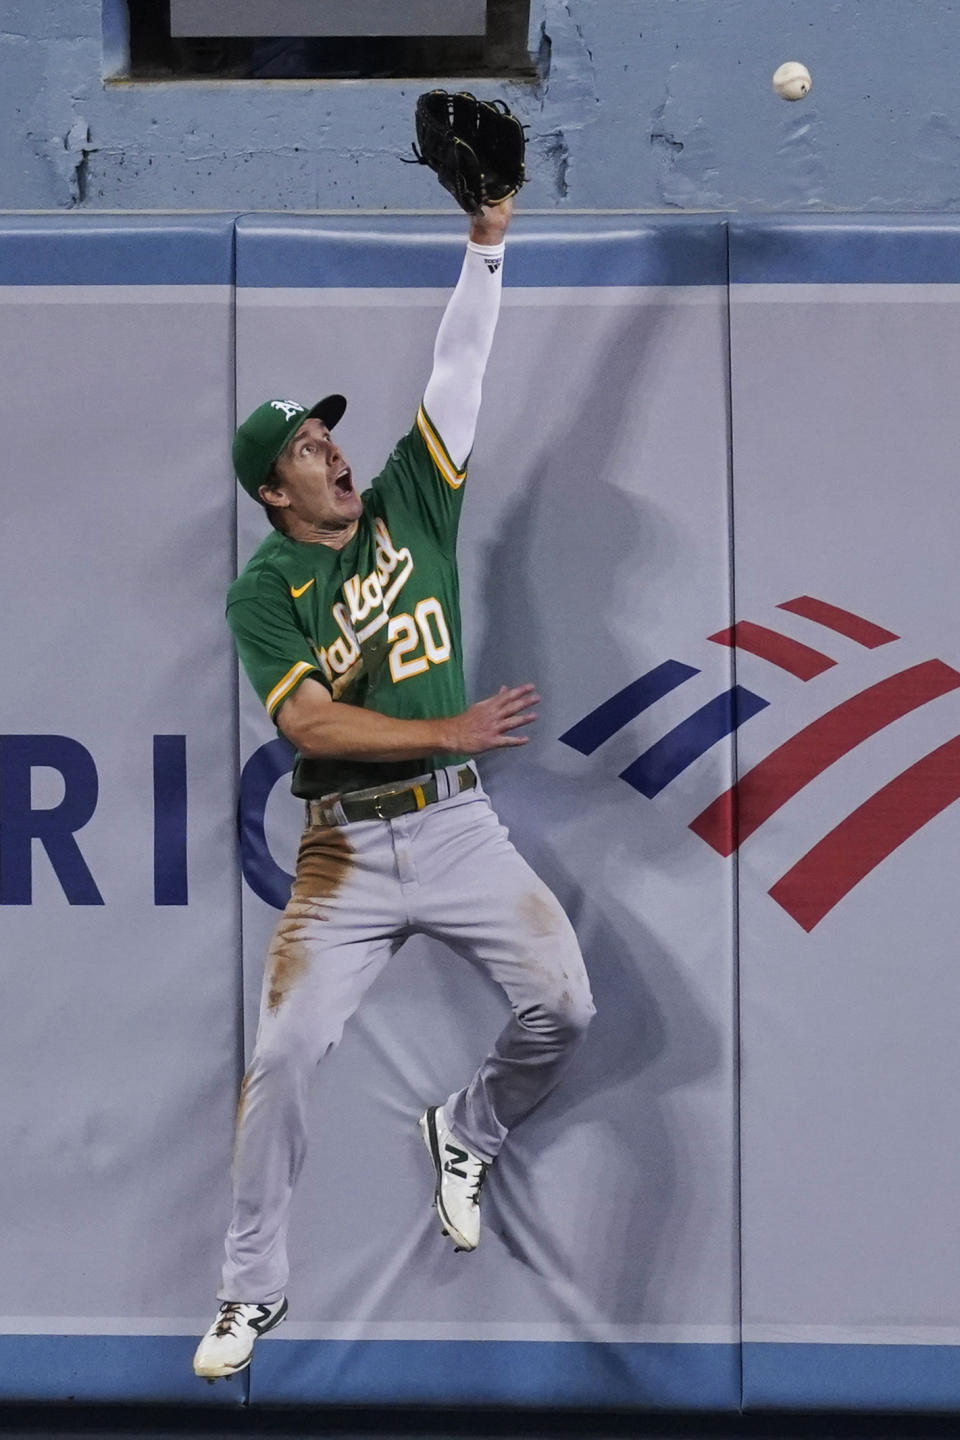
[227,405,470,799]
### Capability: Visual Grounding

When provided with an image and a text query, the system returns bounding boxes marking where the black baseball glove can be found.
[408,90,525,215]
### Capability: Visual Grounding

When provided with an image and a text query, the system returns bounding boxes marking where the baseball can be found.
[772,61,812,101]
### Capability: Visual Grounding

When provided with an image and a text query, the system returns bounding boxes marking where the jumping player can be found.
[193,197,594,1381]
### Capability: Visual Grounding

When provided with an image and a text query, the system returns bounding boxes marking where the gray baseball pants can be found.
[219,773,594,1303]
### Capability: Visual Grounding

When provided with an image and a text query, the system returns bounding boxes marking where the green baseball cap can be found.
[232,393,347,499]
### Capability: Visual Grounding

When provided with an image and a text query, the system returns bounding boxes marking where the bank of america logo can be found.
[560,596,960,932]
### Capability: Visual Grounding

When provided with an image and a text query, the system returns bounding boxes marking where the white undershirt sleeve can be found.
[421,239,505,473]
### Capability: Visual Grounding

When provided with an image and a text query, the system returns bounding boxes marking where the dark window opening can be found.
[120,1,534,80]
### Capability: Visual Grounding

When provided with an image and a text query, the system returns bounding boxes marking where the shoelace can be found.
[214,1302,244,1338]
[467,1160,488,1206]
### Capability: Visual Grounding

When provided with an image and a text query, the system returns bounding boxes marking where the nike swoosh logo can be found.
[290,580,315,599]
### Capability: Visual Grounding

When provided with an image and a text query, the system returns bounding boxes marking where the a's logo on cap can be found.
[270,400,305,422]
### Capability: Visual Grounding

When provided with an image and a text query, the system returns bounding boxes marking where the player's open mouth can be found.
[333,467,354,497]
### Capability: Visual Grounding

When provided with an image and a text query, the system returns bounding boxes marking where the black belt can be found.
[306,763,477,827]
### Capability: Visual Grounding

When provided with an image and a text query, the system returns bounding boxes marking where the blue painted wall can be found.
[3,1,960,212]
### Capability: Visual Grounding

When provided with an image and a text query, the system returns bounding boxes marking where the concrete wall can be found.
[5,0,960,213]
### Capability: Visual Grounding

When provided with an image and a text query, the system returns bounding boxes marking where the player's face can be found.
[267,418,362,531]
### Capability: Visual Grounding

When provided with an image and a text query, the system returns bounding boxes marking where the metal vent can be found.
[170,0,487,36]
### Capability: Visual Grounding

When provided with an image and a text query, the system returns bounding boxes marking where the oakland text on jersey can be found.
[313,518,437,686]
[346,518,414,632]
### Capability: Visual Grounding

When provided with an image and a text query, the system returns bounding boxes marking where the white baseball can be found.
[772,61,812,101]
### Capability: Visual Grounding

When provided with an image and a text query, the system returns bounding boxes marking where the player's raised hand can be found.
[450,683,539,753]
[470,194,514,245]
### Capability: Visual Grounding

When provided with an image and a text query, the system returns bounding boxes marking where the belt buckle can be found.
[372,782,427,820]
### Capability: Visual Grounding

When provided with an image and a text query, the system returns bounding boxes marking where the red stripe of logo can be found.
[708,621,836,680]
[769,734,960,930]
[776,596,900,648]
[690,659,960,857]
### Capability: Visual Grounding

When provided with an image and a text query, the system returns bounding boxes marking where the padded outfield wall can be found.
[1,214,959,1410]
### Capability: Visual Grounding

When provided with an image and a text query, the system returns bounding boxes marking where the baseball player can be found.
[194,195,594,1381]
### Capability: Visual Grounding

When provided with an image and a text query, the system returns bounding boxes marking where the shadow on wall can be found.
[470,297,728,1321]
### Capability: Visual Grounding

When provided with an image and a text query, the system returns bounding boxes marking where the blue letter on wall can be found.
[239,737,295,911]
[0,735,103,905]
[153,735,188,905]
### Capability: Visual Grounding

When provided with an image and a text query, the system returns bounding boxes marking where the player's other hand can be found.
[469,195,513,246]
[450,683,538,753]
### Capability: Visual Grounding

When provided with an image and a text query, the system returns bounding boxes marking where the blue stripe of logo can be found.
[559,660,700,756]
[620,686,769,798]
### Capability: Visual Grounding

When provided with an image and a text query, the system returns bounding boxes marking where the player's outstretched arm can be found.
[276,673,537,762]
[420,197,513,474]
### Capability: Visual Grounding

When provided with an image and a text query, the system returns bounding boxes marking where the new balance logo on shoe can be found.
[443,1144,469,1179]
[248,1303,285,1335]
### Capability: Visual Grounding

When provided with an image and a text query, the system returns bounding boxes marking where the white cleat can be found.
[419,1106,488,1253]
[192,1297,288,1380]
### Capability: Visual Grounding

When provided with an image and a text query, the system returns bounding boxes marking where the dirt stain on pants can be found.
[517,889,563,939]
[265,825,353,1014]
